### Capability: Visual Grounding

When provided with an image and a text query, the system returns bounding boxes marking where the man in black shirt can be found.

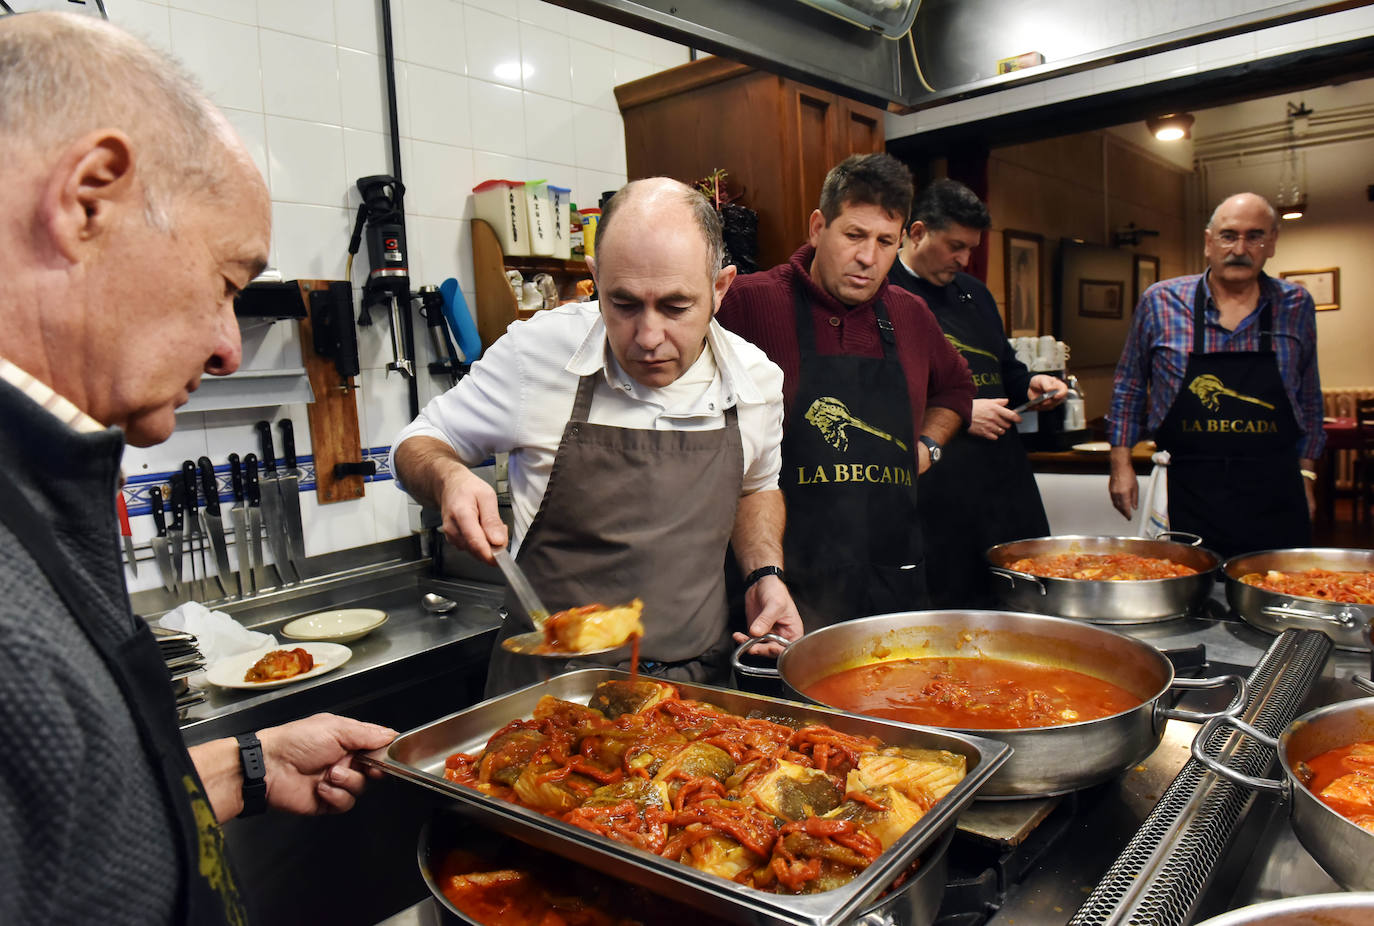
[888,180,1066,607]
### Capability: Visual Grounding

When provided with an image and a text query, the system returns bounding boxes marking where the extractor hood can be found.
[793,0,920,38]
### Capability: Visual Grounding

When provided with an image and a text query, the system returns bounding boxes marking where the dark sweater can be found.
[0,379,180,923]
[718,245,974,441]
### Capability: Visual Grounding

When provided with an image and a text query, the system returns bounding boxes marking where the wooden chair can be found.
[1354,398,1374,525]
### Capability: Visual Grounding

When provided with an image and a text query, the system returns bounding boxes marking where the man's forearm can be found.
[921,407,963,445]
[731,489,785,574]
[188,738,246,823]
[393,436,472,510]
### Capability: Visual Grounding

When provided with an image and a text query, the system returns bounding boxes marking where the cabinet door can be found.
[837,99,886,158]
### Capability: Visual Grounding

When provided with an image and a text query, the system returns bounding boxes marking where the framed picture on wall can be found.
[1280,268,1340,311]
[1003,229,1043,337]
[1079,279,1125,319]
[1132,254,1160,310]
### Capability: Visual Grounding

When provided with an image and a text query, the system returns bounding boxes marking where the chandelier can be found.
[1275,102,1312,220]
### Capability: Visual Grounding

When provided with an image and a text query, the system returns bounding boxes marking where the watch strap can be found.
[236,731,268,817]
[918,435,941,459]
[743,565,784,590]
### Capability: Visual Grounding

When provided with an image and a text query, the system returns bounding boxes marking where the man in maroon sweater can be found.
[718,154,973,628]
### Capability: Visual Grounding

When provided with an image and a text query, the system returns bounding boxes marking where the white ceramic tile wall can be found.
[102,0,689,591]
[886,7,1374,142]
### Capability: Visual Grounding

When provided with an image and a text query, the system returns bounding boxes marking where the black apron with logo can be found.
[486,369,744,695]
[916,280,1049,608]
[780,280,926,629]
[0,473,246,926]
[1154,278,1310,559]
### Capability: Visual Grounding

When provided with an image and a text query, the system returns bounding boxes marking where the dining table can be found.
[1319,416,1360,524]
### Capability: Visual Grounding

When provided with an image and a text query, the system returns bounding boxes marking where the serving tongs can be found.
[493,548,626,657]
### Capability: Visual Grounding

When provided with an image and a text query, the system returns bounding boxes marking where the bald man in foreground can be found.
[0,12,395,925]
[395,178,802,694]
[1107,192,1324,557]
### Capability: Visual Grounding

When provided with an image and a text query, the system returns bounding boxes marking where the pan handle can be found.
[1155,530,1203,546]
[1353,675,1374,693]
[1260,602,1364,629]
[730,633,789,678]
[1187,715,1287,794]
[1155,673,1249,724]
[989,566,1046,595]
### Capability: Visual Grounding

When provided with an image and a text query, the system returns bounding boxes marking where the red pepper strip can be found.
[846,789,887,811]
[770,855,821,892]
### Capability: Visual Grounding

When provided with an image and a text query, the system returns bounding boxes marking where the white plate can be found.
[281,608,388,643]
[1071,441,1112,453]
[204,642,352,690]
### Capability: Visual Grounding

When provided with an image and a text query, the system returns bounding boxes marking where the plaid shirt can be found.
[1107,271,1325,459]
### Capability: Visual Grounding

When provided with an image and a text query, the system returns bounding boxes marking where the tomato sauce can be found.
[804,657,1143,730]
[1299,741,1374,832]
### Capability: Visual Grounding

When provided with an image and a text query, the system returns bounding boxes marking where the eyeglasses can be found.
[1212,229,1270,248]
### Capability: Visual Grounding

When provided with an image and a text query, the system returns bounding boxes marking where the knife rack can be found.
[296,280,367,505]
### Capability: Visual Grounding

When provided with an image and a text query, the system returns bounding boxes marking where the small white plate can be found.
[281,608,388,644]
[204,642,352,690]
[1071,441,1112,453]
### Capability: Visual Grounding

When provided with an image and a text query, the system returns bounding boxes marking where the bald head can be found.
[0,11,243,226]
[595,178,726,279]
[1206,193,1278,232]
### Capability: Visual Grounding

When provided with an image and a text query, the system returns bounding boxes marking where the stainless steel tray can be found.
[366,668,1011,926]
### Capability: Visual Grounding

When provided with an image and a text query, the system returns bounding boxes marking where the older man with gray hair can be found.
[0,12,396,925]
[395,177,802,695]
[1107,192,1324,558]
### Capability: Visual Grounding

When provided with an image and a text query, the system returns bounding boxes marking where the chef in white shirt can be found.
[394,177,802,694]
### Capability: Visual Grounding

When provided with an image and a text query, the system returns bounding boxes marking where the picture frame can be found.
[1279,268,1339,311]
[1079,279,1125,319]
[1132,254,1160,311]
[1003,229,1043,337]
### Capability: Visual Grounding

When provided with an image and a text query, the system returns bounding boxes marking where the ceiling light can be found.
[1276,102,1310,221]
[1146,113,1195,142]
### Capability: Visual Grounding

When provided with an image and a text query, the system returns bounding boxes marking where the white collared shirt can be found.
[394,301,785,548]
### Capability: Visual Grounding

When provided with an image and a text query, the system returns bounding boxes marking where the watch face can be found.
[929,445,941,462]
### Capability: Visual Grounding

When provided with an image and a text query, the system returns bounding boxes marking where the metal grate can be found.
[1070,628,1332,926]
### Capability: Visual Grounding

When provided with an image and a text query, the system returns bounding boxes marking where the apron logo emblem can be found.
[805,397,909,453]
[944,333,998,361]
[1187,374,1275,412]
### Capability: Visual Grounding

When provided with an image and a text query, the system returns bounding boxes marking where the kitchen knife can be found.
[197,457,231,599]
[243,454,266,593]
[115,492,138,576]
[254,422,298,585]
[148,485,177,595]
[182,460,204,599]
[277,418,307,581]
[168,473,185,588]
[228,453,251,597]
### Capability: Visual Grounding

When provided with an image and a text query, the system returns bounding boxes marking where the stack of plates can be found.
[151,624,206,713]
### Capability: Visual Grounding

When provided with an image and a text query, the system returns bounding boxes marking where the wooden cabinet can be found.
[615,57,886,272]
[471,219,591,350]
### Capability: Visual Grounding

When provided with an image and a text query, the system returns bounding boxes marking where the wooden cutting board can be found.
[296,279,366,504]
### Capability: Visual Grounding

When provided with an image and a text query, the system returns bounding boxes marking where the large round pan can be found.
[1194,893,1374,925]
[734,610,1246,798]
[986,533,1220,623]
[1191,689,1374,891]
[418,807,953,926]
[1223,547,1374,651]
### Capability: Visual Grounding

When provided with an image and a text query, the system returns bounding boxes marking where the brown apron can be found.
[484,368,744,695]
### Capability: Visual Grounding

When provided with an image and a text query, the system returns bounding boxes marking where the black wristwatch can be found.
[744,565,784,590]
[236,731,268,817]
[918,435,942,464]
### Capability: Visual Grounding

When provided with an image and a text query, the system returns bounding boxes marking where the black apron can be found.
[780,280,926,630]
[485,368,744,695]
[0,473,246,926]
[917,280,1049,608]
[1154,276,1310,559]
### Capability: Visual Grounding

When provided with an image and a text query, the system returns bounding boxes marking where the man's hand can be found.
[731,574,803,657]
[1028,374,1069,410]
[1108,445,1138,520]
[437,465,507,563]
[968,398,1019,440]
[257,714,398,816]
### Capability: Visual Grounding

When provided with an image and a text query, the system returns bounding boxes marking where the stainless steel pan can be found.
[418,808,954,926]
[986,533,1220,623]
[1191,690,1374,891]
[735,610,1245,798]
[1222,547,1374,651]
[366,668,1010,926]
[1192,893,1374,925]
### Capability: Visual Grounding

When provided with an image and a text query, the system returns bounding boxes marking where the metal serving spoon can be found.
[420,592,457,614]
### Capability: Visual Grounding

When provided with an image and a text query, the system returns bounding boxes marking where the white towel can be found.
[1140,450,1171,538]
[158,602,277,664]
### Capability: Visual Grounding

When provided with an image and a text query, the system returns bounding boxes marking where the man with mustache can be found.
[1107,192,1324,558]
[888,180,1066,607]
[717,155,973,628]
